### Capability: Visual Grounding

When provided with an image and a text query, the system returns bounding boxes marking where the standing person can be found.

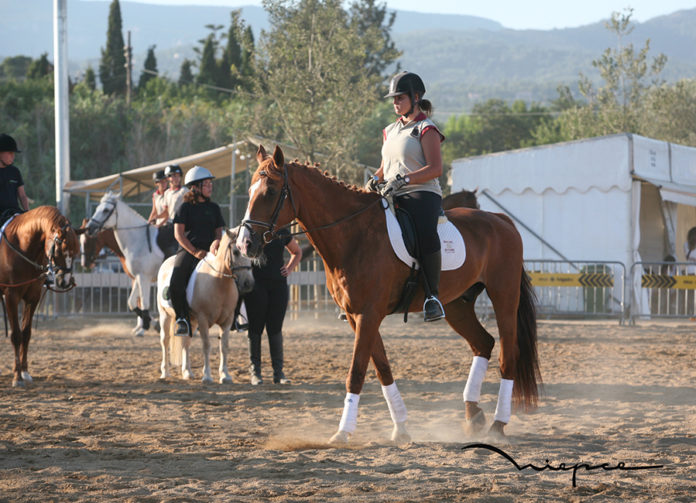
[169,165,225,336]
[147,169,169,226]
[0,133,29,221]
[245,228,302,385]
[163,164,187,222]
[366,71,446,322]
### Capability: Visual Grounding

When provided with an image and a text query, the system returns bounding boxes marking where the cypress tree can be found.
[197,35,218,86]
[98,0,126,95]
[178,59,194,86]
[138,45,158,90]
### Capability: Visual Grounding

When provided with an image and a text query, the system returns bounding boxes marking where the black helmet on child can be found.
[0,133,21,153]
[164,164,182,177]
[152,169,166,182]
[384,71,426,99]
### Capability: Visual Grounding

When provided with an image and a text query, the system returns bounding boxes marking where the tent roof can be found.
[451,133,696,199]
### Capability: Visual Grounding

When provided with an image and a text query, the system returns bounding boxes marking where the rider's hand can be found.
[194,249,207,260]
[210,239,220,256]
[380,174,409,196]
[365,176,380,192]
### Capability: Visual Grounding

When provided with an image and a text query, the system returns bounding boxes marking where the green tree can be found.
[240,25,255,84]
[219,10,245,90]
[84,66,97,91]
[555,8,667,140]
[0,56,33,80]
[138,45,158,90]
[258,0,400,180]
[26,53,53,80]
[178,59,195,86]
[99,0,126,95]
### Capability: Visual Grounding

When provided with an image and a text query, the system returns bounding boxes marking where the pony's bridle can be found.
[87,199,117,234]
[241,165,297,244]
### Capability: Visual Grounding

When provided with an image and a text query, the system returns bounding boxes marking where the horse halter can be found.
[241,165,297,244]
[44,224,77,291]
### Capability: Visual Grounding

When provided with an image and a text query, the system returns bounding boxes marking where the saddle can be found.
[0,209,21,229]
[156,223,179,258]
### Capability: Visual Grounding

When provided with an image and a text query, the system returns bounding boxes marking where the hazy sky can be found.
[106,0,696,30]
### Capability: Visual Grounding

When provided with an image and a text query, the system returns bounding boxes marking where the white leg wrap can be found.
[463,356,489,403]
[493,379,514,424]
[381,382,408,424]
[338,393,360,434]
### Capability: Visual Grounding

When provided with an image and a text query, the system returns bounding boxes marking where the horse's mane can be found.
[286,160,375,196]
[9,206,70,238]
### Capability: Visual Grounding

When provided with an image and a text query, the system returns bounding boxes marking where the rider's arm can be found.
[147,195,157,223]
[174,223,206,259]
[281,238,302,277]
[17,185,29,211]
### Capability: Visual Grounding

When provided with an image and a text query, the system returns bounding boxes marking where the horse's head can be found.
[45,216,80,290]
[236,145,296,258]
[221,228,254,295]
[86,191,120,236]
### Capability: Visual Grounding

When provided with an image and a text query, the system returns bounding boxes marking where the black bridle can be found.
[241,163,384,243]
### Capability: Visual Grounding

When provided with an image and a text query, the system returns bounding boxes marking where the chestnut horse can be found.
[237,146,540,444]
[0,206,79,387]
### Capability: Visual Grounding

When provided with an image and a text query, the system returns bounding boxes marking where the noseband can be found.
[87,199,117,233]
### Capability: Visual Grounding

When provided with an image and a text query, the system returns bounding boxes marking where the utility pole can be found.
[124,30,132,105]
[53,0,70,214]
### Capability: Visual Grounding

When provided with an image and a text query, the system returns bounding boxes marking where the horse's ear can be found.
[272,145,284,170]
[256,145,267,164]
[473,186,479,194]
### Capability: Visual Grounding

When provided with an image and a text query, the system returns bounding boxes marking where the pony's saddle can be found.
[0,209,22,229]
[382,199,466,271]
[159,253,215,309]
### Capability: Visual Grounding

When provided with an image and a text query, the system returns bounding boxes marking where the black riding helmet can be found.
[0,133,21,153]
[384,71,426,117]
[152,169,166,182]
[164,164,182,177]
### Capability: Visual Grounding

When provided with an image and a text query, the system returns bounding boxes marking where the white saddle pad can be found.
[159,253,214,309]
[383,200,465,271]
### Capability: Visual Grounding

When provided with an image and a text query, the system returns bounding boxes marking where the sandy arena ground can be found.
[1,313,694,502]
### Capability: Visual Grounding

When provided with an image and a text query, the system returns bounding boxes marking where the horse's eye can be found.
[233,249,240,257]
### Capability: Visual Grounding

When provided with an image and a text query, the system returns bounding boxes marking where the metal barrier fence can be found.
[630,261,696,321]
[37,257,629,322]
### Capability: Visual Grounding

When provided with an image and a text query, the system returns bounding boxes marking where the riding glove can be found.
[365,176,380,192]
[380,174,409,196]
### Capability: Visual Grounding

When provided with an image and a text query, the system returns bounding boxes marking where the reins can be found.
[242,163,385,242]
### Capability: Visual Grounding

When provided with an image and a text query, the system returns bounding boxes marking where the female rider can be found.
[170,165,225,336]
[367,71,446,322]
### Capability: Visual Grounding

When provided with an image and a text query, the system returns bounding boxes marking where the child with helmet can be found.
[147,169,169,226]
[169,165,225,336]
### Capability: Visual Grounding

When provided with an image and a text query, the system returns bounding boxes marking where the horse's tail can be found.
[513,270,542,410]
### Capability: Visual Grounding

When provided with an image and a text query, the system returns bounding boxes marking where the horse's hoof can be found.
[182,372,193,380]
[219,376,233,384]
[391,423,411,445]
[464,407,487,435]
[487,420,506,440]
[134,329,145,337]
[21,371,33,383]
[201,376,214,384]
[12,379,25,388]
[328,430,351,445]
[159,372,169,380]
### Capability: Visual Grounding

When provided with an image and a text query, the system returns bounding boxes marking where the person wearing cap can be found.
[163,164,188,223]
[169,165,225,337]
[366,71,446,322]
[0,133,30,221]
[147,169,169,227]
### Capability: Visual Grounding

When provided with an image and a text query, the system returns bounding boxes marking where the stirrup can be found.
[423,296,445,322]
[175,318,190,337]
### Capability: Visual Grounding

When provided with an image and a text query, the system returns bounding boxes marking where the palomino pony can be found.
[85,192,166,335]
[157,228,254,383]
[237,146,540,443]
[0,206,79,387]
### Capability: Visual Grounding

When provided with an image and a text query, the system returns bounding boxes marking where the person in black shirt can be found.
[245,228,302,385]
[170,165,225,336]
[0,133,29,222]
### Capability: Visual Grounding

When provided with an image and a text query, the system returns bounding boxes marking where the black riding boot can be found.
[421,251,445,322]
[269,331,289,384]
[248,331,263,385]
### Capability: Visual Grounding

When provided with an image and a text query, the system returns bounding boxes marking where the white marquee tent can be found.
[450,133,696,316]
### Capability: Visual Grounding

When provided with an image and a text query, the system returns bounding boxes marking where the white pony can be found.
[157,228,254,383]
[86,191,165,336]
